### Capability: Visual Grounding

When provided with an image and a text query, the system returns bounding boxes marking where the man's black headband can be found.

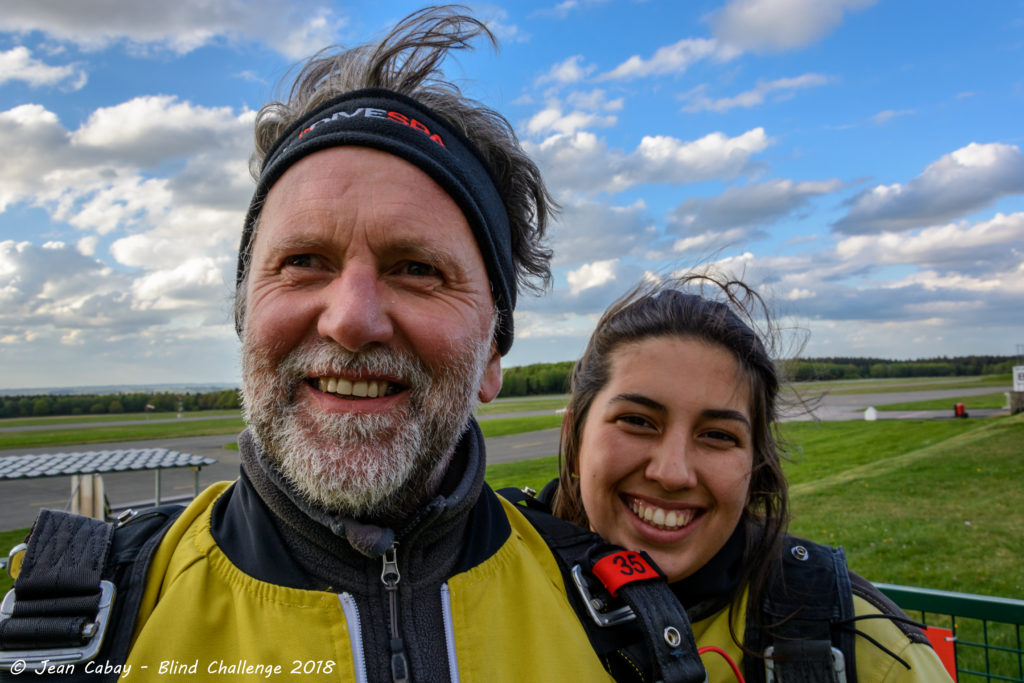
[236,88,516,355]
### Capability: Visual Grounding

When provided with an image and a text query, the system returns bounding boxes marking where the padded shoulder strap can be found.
[744,535,856,683]
[848,572,929,647]
[0,511,114,651]
[0,505,183,682]
[498,487,707,683]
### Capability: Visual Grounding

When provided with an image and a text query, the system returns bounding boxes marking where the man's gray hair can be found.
[235,5,554,331]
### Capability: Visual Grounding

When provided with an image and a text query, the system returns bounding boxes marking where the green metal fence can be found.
[877,583,1024,682]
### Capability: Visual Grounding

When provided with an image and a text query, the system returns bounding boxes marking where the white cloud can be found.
[785,288,814,300]
[871,109,915,125]
[671,227,751,255]
[668,178,842,239]
[0,0,346,58]
[131,256,231,309]
[566,89,623,112]
[533,0,611,20]
[0,98,252,219]
[709,0,877,54]
[536,55,595,85]
[834,142,1024,234]
[551,199,652,265]
[611,128,773,191]
[527,127,773,195]
[835,212,1024,275]
[0,104,71,211]
[480,6,528,44]
[600,38,737,80]
[0,46,86,89]
[109,205,241,269]
[0,93,252,383]
[526,101,617,136]
[567,259,619,295]
[681,73,830,112]
[71,96,251,166]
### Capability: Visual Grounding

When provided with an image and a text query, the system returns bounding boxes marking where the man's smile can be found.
[314,376,405,399]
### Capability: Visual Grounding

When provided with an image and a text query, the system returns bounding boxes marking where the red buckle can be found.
[591,551,660,597]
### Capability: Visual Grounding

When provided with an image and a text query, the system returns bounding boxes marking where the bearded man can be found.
[116,9,624,681]
[0,9,708,683]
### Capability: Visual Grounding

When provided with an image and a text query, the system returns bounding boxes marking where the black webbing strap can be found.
[745,536,855,683]
[613,572,707,683]
[499,488,706,683]
[767,640,842,682]
[0,511,113,649]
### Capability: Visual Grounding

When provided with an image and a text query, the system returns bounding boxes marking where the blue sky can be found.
[1,0,1023,390]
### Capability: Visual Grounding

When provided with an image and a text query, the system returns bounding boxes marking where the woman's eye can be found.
[702,429,740,446]
[617,415,655,430]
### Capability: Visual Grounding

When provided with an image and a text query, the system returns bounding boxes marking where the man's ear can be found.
[478,346,502,403]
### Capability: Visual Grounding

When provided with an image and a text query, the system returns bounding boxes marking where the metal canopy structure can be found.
[0,448,217,514]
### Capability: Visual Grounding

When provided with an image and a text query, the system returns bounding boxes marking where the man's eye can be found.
[283,254,320,268]
[402,261,441,277]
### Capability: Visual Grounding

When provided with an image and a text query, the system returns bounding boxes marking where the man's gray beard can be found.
[241,335,490,521]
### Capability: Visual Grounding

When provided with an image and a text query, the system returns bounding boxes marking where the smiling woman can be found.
[548,272,953,682]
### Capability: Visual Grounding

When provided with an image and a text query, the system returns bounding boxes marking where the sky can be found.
[1,0,1023,391]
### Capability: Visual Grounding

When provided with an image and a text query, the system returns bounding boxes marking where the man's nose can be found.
[644,438,698,491]
[316,264,394,351]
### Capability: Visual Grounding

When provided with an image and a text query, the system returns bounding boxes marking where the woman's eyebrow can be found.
[609,393,665,413]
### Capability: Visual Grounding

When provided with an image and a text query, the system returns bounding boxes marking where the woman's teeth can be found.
[317,377,394,398]
[629,498,697,530]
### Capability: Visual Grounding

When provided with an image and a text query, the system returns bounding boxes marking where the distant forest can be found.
[494,355,1018,398]
[0,356,1018,417]
[0,389,241,419]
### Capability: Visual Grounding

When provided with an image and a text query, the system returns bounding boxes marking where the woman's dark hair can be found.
[551,271,790,647]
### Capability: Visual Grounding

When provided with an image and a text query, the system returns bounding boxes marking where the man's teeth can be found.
[629,498,697,531]
[317,377,392,398]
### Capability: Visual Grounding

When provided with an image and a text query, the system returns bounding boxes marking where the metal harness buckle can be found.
[0,580,116,673]
[570,564,636,627]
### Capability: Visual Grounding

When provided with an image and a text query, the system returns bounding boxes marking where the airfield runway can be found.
[0,385,1004,530]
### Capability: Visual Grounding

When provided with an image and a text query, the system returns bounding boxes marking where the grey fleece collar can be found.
[238,421,486,559]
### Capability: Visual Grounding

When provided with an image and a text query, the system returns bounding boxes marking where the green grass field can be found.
[476,394,568,415]
[0,417,246,450]
[790,373,1012,395]
[0,409,241,429]
[2,410,1020,680]
[3,405,1021,600]
[875,391,1008,411]
[486,415,1024,599]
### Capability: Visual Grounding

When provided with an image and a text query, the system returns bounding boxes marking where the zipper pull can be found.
[381,544,409,683]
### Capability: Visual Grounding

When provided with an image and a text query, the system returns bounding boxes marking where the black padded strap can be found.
[499,487,706,683]
[616,578,707,683]
[770,640,842,682]
[745,536,856,683]
[0,511,113,649]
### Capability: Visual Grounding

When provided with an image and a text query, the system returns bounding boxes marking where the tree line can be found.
[1,354,1017,416]
[787,355,1017,382]
[0,389,241,419]
[496,355,1017,398]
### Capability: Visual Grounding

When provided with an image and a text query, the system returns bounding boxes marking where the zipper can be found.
[381,543,409,683]
[339,593,368,683]
[439,583,460,682]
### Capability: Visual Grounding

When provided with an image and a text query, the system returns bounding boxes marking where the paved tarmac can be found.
[0,386,1008,530]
